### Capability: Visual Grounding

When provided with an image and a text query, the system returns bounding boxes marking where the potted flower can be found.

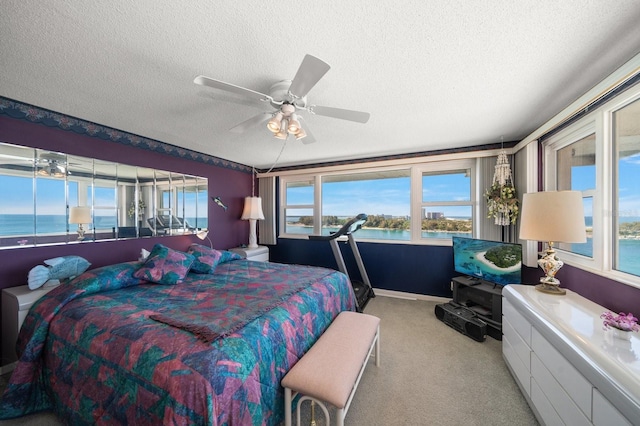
[601,311,639,340]
[484,183,519,226]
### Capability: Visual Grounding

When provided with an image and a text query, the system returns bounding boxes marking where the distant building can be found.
[425,212,444,219]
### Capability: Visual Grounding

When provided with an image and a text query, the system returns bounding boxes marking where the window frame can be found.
[543,83,640,289]
[279,158,477,245]
[280,174,318,237]
[413,160,475,243]
[544,119,601,270]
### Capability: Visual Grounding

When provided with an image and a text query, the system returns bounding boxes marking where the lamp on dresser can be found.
[519,190,586,295]
[241,197,264,249]
[69,206,91,241]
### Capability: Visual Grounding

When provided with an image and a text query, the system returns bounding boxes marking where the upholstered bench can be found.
[282,311,381,426]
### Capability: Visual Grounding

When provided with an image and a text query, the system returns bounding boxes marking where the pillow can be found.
[220,250,242,263]
[28,255,91,290]
[187,243,224,274]
[133,244,195,285]
[187,244,243,274]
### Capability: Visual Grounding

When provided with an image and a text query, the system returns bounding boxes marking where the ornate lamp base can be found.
[76,224,86,241]
[535,242,566,296]
[535,282,567,295]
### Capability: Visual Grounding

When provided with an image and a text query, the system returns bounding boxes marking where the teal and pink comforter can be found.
[0,259,355,425]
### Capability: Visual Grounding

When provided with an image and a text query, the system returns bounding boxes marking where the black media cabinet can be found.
[451,276,503,340]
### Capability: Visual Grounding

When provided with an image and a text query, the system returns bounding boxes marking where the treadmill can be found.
[308,213,376,312]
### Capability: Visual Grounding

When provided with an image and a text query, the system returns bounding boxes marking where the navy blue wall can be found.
[269,238,542,298]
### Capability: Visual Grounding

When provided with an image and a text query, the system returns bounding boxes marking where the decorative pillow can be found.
[220,250,242,263]
[133,244,195,285]
[187,243,224,274]
[28,255,92,290]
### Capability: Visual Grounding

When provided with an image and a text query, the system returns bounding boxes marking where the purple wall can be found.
[520,245,640,313]
[555,264,640,314]
[0,115,252,291]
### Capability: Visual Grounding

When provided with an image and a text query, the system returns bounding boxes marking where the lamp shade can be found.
[241,196,265,220]
[196,229,209,240]
[69,206,91,224]
[519,191,586,243]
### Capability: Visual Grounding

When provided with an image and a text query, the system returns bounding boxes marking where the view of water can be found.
[0,214,202,236]
[2,213,638,277]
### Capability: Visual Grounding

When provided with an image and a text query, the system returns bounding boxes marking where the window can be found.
[36,177,66,237]
[544,84,640,287]
[555,133,595,258]
[613,97,640,278]
[322,170,411,240]
[279,159,476,244]
[421,169,472,240]
[282,178,315,236]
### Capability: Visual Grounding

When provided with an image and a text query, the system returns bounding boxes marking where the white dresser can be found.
[2,284,57,367]
[502,285,639,426]
[229,246,269,262]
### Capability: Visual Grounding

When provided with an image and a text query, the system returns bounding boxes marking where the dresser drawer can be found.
[503,297,531,345]
[531,327,592,417]
[531,352,591,425]
[503,331,531,397]
[593,388,632,426]
[531,377,564,426]
[503,316,530,374]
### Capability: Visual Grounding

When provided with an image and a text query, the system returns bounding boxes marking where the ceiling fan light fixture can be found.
[288,114,301,134]
[267,112,283,133]
[295,128,307,140]
[274,130,288,140]
[37,161,66,178]
[279,118,289,133]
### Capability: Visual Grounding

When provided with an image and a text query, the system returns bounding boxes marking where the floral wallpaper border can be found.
[0,97,252,174]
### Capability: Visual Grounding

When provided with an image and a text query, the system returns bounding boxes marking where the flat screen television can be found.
[452,236,522,286]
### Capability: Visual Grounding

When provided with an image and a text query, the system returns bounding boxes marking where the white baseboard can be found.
[374,288,450,303]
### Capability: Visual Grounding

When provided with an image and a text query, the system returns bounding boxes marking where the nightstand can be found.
[229,246,269,262]
[2,284,57,366]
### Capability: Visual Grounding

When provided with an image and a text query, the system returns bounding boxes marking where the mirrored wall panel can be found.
[0,142,208,248]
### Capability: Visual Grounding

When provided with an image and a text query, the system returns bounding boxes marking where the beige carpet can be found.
[0,296,538,425]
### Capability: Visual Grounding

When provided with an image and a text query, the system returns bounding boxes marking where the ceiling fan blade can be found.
[288,55,331,98]
[297,117,316,144]
[229,112,273,133]
[309,105,370,123]
[300,126,316,145]
[194,76,272,102]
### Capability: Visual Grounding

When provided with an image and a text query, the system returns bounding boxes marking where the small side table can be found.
[229,246,269,262]
[2,284,57,367]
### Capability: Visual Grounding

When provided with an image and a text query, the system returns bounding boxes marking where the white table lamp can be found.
[69,206,91,240]
[241,196,264,248]
[519,191,586,295]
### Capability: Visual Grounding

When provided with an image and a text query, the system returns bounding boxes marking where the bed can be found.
[0,244,355,425]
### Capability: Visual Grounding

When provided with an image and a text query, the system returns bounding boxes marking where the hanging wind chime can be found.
[485,148,519,226]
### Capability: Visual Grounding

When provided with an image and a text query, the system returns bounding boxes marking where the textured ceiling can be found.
[2,1,640,169]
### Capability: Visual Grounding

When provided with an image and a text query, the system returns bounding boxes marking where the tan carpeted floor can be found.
[0,296,538,425]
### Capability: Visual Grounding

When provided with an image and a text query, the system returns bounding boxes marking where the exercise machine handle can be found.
[308,213,367,241]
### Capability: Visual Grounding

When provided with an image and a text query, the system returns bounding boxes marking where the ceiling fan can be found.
[194,54,370,144]
[36,152,68,177]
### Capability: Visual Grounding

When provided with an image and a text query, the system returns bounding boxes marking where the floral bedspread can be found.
[0,259,355,425]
